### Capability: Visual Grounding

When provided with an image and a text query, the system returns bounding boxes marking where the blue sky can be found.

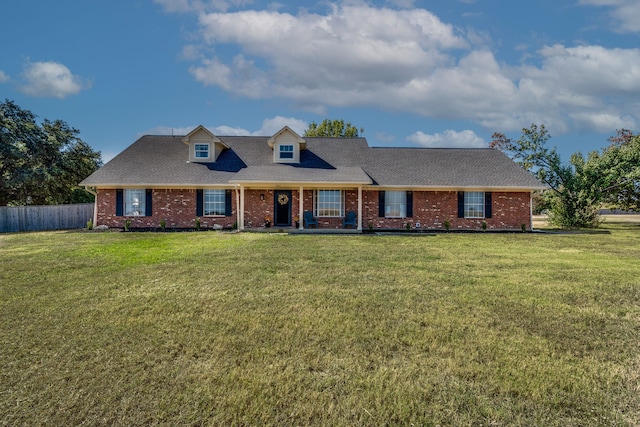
[2,0,639,163]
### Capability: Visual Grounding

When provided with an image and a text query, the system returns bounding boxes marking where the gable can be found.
[267,126,306,164]
[182,125,228,162]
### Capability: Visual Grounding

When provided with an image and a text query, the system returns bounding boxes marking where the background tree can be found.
[491,124,601,228]
[303,119,360,137]
[585,130,640,211]
[0,100,102,206]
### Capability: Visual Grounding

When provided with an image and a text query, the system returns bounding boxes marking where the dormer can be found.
[267,126,306,164]
[182,125,229,162]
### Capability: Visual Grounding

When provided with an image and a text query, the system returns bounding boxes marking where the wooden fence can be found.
[0,203,94,233]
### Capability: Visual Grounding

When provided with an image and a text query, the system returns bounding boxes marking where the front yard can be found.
[1,221,639,426]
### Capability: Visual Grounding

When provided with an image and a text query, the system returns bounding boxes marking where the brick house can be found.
[80,125,544,231]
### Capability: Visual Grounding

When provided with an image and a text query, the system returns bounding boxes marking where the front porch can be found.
[234,186,366,232]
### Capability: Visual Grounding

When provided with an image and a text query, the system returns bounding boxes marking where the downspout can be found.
[357,186,363,231]
[530,191,533,231]
[234,184,242,231]
[240,185,245,231]
[84,186,98,226]
[299,185,304,230]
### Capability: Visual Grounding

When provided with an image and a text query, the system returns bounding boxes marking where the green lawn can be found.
[1,222,639,426]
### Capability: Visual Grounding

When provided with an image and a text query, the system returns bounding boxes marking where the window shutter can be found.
[116,189,123,216]
[145,189,153,217]
[225,190,232,216]
[196,189,203,217]
[378,191,385,217]
[484,192,492,218]
[406,191,413,217]
[457,191,465,218]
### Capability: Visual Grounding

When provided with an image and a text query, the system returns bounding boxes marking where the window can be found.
[315,190,343,217]
[464,191,485,218]
[125,189,145,216]
[204,189,226,216]
[194,143,210,159]
[385,191,406,218]
[378,191,413,218]
[279,144,294,159]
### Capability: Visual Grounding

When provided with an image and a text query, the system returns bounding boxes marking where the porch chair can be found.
[342,211,357,228]
[303,211,318,228]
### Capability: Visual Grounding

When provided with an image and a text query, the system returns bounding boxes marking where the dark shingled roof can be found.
[81,134,544,190]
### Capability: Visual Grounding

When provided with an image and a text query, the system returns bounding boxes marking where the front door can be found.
[274,190,292,226]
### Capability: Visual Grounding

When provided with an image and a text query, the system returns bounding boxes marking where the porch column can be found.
[239,185,245,231]
[357,186,363,231]
[299,186,304,230]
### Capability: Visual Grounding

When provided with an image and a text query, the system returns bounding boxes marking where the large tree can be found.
[585,130,640,212]
[303,119,360,137]
[491,124,601,228]
[0,100,102,206]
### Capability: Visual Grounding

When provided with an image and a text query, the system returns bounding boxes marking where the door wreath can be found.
[278,193,289,205]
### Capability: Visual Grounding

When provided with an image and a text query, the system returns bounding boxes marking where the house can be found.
[80,125,544,231]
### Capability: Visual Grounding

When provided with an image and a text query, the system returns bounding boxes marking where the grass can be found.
[1,219,639,426]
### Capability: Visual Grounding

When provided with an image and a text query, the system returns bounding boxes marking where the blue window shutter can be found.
[225,190,232,216]
[145,189,153,216]
[116,189,123,216]
[406,191,413,217]
[196,190,203,216]
[378,191,385,217]
[485,192,492,218]
[457,192,465,218]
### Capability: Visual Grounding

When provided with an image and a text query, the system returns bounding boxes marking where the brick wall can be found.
[96,188,531,231]
[362,190,531,231]
[96,189,237,229]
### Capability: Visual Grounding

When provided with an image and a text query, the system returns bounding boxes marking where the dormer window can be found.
[279,145,294,159]
[268,126,306,164]
[194,143,210,159]
[182,125,228,163]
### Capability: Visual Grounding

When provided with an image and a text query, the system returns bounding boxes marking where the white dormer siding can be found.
[182,125,228,162]
[268,126,306,164]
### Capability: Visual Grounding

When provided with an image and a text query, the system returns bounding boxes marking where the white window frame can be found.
[194,143,210,159]
[385,191,407,218]
[204,189,225,216]
[279,144,294,159]
[315,190,343,217]
[125,189,145,216]
[464,191,485,218]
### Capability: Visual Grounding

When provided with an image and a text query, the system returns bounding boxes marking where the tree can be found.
[0,99,102,206]
[491,124,601,228]
[303,119,360,137]
[585,130,640,211]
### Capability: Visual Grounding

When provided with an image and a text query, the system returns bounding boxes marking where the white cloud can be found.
[175,3,640,137]
[141,116,308,139]
[255,116,308,136]
[192,4,467,98]
[374,132,397,144]
[141,126,197,136]
[407,130,486,148]
[0,70,9,83]
[154,0,252,13]
[20,61,90,99]
[579,0,640,33]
